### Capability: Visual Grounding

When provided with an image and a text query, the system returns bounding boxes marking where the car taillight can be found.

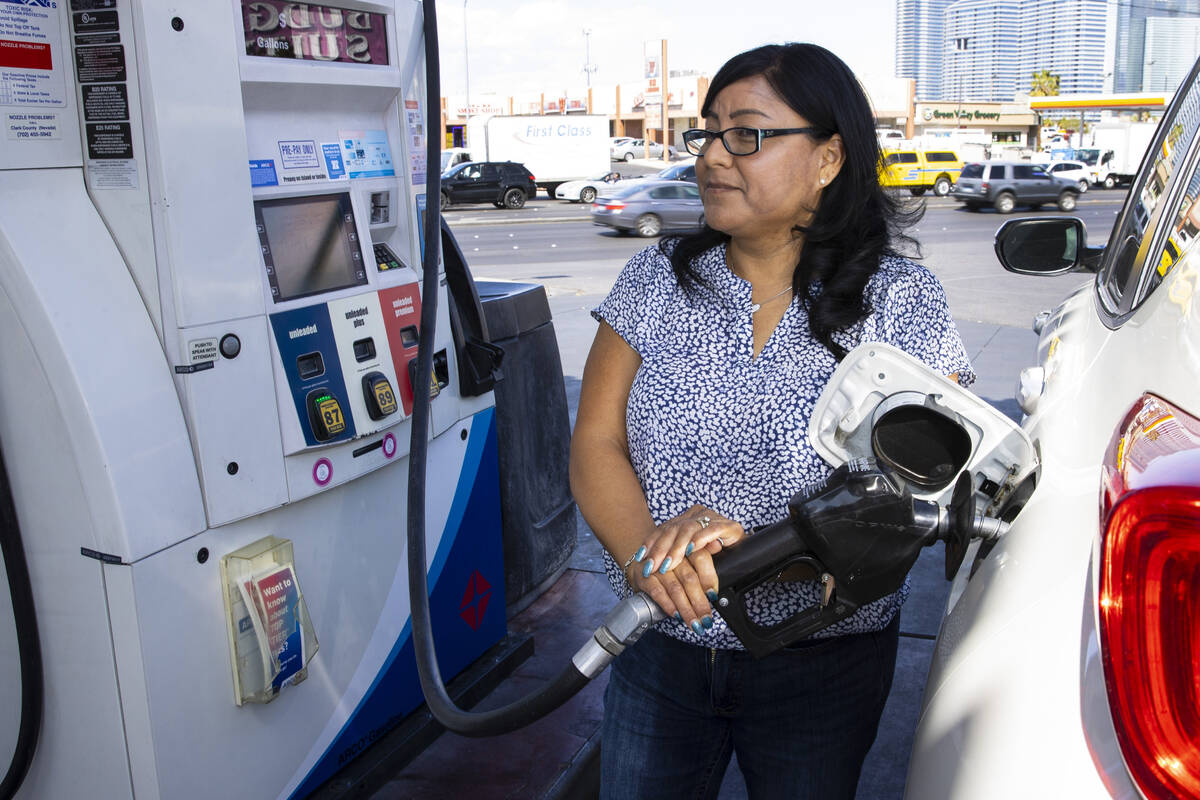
[1099,393,1200,799]
[981,181,989,191]
[528,174,535,181]
[601,201,625,211]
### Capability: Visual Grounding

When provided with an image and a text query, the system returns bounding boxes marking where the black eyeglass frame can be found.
[681,126,825,156]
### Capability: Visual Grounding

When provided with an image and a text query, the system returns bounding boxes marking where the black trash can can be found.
[476,280,576,617]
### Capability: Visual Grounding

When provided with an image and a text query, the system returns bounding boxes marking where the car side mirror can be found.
[994,217,1103,275]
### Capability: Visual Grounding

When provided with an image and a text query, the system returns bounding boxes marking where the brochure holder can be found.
[219,536,318,706]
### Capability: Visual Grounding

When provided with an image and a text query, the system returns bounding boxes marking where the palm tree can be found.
[1030,69,1061,97]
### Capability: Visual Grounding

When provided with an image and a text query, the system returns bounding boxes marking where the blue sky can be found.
[436,1,900,102]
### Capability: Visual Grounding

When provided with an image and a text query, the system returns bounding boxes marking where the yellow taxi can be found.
[879,149,963,196]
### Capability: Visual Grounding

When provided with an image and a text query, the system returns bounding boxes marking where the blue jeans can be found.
[600,615,900,799]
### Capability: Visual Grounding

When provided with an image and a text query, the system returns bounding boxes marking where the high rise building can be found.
[1142,15,1200,93]
[1016,0,1108,96]
[942,0,1019,101]
[1114,0,1200,93]
[895,0,955,100]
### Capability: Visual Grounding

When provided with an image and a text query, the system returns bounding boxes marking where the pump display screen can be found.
[241,1,389,65]
[255,193,368,302]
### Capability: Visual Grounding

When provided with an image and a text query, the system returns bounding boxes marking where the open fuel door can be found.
[810,343,1038,518]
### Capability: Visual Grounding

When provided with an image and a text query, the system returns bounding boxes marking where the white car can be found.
[610,138,675,162]
[902,56,1200,799]
[1043,159,1090,192]
[553,171,624,203]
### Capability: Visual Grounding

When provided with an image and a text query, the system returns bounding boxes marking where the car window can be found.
[1030,166,1050,179]
[481,165,499,180]
[926,152,956,162]
[649,185,682,199]
[1013,165,1034,179]
[884,153,902,166]
[680,184,700,198]
[897,152,919,163]
[462,164,483,180]
[1099,61,1200,318]
[960,164,984,179]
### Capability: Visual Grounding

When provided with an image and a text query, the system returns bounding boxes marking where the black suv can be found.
[950,160,1079,213]
[440,161,537,210]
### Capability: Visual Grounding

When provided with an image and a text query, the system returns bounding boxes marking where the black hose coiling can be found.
[405,0,591,737]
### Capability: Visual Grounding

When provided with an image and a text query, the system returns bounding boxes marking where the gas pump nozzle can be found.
[572,460,1009,667]
[707,459,1006,658]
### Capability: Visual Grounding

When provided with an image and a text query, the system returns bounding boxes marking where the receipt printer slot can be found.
[297,351,325,380]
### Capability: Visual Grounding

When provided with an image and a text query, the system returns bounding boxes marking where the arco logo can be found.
[459,570,492,631]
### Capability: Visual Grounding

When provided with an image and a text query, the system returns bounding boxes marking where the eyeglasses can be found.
[682,126,823,157]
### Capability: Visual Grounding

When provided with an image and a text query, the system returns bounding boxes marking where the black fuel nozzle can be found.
[712,459,998,658]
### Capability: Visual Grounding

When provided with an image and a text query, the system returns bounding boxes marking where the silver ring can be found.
[717,537,727,547]
[697,515,712,529]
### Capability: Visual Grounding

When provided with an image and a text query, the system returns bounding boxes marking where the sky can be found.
[434,1,903,107]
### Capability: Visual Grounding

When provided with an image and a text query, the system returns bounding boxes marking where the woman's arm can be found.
[570,323,740,630]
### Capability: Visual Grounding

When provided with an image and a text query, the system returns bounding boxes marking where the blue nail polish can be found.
[659,557,672,574]
[642,561,654,578]
[634,546,647,562]
[706,590,719,604]
[674,612,682,622]
[691,620,704,635]
[701,616,713,630]
[685,542,694,556]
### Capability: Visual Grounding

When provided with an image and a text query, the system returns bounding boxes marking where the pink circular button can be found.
[313,458,333,486]
[382,433,397,459]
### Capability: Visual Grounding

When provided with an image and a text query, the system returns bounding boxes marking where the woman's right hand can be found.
[624,505,747,634]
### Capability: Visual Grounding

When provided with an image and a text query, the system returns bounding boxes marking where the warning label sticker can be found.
[0,0,67,108]
[81,82,126,121]
[75,44,124,83]
[86,121,131,158]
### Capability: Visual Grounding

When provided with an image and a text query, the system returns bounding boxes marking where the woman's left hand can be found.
[633,504,747,585]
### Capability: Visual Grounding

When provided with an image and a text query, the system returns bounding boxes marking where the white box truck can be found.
[1084,121,1158,188]
[444,115,610,197]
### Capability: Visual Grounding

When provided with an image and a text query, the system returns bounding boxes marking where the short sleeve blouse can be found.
[592,240,975,650]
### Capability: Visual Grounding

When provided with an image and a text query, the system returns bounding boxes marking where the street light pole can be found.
[583,28,597,88]
[463,0,470,142]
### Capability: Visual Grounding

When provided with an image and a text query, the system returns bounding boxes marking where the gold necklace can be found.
[750,283,794,313]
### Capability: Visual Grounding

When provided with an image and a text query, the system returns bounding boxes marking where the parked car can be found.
[1043,159,1090,192]
[610,138,675,162]
[553,170,623,203]
[950,160,1079,213]
[590,179,704,237]
[904,56,1200,800]
[440,161,536,210]
[879,149,963,196]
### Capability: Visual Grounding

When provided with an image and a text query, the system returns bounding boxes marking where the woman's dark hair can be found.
[664,42,921,359]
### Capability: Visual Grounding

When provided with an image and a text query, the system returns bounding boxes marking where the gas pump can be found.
[0,1,515,798]
[0,1,1041,797]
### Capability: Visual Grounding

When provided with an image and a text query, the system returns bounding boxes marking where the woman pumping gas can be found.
[569,42,975,798]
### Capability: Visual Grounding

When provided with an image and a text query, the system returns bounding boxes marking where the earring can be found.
[819,177,827,185]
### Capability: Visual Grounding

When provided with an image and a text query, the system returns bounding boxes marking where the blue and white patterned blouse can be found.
[593,240,975,649]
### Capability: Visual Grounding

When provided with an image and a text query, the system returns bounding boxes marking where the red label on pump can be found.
[0,40,52,70]
[377,283,422,415]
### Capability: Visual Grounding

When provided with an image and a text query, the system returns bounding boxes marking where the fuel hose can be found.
[405,0,654,737]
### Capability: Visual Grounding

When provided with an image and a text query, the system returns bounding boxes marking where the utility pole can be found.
[661,39,670,164]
